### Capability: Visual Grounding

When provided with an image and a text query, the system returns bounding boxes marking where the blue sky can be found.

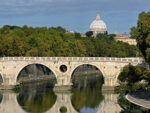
[0,0,149,33]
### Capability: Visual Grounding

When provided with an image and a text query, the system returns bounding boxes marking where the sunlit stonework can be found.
[90,13,107,36]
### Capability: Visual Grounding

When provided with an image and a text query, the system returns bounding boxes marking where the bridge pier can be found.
[102,76,118,90]
[54,75,73,91]
[0,74,18,90]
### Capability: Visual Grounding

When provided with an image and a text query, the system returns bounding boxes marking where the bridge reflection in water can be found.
[0,84,122,113]
[0,92,122,113]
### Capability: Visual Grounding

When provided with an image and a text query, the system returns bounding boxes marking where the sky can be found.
[0,0,149,34]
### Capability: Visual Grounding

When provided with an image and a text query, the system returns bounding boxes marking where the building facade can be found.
[114,33,137,45]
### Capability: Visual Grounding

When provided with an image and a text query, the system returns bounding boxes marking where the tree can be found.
[0,25,138,57]
[118,64,143,85]
[130,26,138,39]
[86,31,93,37]
[97,33,114,43]
[133,11,150,63]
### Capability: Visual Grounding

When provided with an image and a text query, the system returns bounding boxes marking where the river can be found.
[0,74,149,113]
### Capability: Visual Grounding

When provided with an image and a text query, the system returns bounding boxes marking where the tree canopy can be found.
[118,64,150,86]
[0,25,138,57]
[130,11,150,63]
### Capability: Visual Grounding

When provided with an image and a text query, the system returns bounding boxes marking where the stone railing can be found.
[0,57,143,63]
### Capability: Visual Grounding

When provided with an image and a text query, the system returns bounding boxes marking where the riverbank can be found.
[0,77,56,90]
[126,90,150,109]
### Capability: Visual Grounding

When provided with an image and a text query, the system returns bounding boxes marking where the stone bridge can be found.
[0,57,143,88]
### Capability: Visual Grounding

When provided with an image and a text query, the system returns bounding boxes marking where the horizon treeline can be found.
[0,25,139,57]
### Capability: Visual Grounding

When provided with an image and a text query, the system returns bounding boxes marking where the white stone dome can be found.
[90,14,107,34]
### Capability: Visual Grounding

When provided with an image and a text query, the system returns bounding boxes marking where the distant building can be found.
[67,30,76,33]
[89,13,107,37]
[114,33,137,45]
[80,13,137,46]
[80,33,86,37]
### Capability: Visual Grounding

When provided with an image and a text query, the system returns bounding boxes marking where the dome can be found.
[90,13,107,35]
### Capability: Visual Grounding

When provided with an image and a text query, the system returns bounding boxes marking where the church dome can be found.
[90,13,107,34]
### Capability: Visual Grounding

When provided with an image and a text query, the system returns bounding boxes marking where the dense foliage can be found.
[118,64,150,112]
[0,25,138,57]
[121,11,150,92]
[85,31,93,37]
[130,11,150,63]
[118,11,150,109]
[118,64,150,85]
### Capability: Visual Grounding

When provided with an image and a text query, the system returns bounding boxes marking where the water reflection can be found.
[0,92,26,113]
[97,92,122,113]
[71,85,104,112]
[17,82,57,113]
[0,75,123,113]
[71,74,121,113]
[47,92,78,113]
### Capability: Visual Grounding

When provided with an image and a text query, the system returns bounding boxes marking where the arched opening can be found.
[0,74,3,85]
[71,64,104,88]
[17,82,57,113]
[71,64,104,112]
[17,64,57,86]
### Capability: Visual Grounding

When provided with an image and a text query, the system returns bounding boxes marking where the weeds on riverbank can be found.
[115,82,148,95]
[12,85,20,93]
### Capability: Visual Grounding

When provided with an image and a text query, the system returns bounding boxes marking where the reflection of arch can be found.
[17,86,57,113]
[0,73,3,85]
[16,63,57,83]
[71,85,104,112]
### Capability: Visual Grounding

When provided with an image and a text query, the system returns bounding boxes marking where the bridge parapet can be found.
[0,57,143,64]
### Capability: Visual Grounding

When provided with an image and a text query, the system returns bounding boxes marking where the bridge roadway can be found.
[0,57,143,88]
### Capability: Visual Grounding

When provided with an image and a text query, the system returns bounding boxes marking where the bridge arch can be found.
[69,62,122,87]
[69,63,105,88]
[70,63,105,78]
[71,64,103,77]
[15,63,57,84]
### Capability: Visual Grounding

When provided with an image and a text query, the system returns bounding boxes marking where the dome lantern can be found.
[96,13,101,20]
